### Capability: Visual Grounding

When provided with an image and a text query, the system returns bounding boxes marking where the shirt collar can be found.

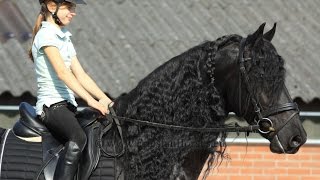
[41,21,72,38]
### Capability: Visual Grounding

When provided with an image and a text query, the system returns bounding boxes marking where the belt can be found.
[39,101,77,122]
[47,100,77,112]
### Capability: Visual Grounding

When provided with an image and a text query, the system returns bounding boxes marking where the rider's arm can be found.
[43,46,107,115]
[70,56,113,106]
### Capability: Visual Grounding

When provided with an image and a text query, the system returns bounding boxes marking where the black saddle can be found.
[12,102,99,137]
[12,102,48,137]
[12,102,113,180]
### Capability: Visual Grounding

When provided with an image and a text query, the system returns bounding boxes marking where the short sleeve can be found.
[34,29,60,51]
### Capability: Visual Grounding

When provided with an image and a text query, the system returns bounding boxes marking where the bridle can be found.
[238,38,299,152]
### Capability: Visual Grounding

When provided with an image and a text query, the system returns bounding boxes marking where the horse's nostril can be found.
[290,135,302,148]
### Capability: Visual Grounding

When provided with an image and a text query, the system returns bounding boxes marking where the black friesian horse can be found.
[0,23,307,180]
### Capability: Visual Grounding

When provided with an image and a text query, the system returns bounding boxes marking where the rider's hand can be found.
[99,98,113,109]
[87,98,108,115]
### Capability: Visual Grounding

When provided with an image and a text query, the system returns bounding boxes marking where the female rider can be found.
[29,0,112,179]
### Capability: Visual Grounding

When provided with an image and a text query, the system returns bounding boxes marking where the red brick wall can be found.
[198,143,320,180]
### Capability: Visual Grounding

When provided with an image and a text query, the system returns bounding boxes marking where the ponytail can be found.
[28,3,48,62]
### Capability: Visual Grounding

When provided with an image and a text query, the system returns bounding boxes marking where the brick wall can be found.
[198,143,320,180]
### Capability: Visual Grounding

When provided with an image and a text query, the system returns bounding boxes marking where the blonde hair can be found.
[28,2,49,62]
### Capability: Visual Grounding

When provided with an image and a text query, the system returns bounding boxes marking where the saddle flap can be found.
[77,118,102,180]
[12,102,48,137]
[76,108,101,128]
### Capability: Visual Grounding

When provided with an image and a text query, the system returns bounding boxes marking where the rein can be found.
[99,106,262,158]
[106,113,260,133]
[99,107,261,158]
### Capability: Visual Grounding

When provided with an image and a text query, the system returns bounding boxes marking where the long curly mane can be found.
[112,35,242,179]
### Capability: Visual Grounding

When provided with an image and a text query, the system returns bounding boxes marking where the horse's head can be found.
[214,23,307,154]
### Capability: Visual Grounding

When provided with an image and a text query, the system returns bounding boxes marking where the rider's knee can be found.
[72,131,87,151]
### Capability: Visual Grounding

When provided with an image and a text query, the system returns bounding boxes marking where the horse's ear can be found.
[263,23,277,41]
[246,22,266,46]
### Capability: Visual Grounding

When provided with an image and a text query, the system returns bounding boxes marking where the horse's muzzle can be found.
[270,134,306,154]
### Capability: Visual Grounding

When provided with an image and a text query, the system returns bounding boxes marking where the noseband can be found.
[238,38,299,139]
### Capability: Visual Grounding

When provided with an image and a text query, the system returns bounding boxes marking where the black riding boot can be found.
[53,141,82,180]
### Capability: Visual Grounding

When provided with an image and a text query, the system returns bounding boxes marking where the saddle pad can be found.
[0,130,45,180]
[89,156,116,180]
[1,130,117,180]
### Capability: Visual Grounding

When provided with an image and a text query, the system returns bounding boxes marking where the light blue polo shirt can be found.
[32,21,78,115]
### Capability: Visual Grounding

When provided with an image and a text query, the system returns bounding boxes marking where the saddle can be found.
[12,102,116,180]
